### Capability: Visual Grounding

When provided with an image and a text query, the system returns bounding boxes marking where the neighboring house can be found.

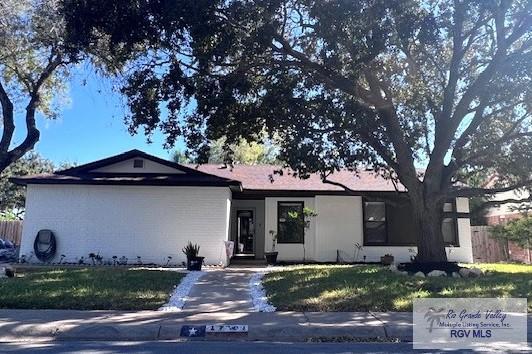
[484,189,531,264]
[12,149,473,265]
[485,189,531,225]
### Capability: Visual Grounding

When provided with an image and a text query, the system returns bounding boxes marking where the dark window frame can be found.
[277,201,305,244]
[362,198,463,247]
[442,199,460,247]
[133,159,144,168]
[362,198,389,246]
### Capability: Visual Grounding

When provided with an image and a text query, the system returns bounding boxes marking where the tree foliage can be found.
[0,151,54,214]
[205,137,279,164]
[0,0,83,173]
[61,0,532,261]
[173,137,279,164]
[492,215,532,250]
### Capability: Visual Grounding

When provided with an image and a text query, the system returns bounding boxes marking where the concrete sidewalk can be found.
[0,309,411,342]
[183,269,255,312]
[1,309,530,343]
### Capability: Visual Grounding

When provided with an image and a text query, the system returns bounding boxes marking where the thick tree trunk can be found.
[410,193,448,263]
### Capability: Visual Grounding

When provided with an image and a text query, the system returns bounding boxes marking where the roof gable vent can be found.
[133,159,144,168]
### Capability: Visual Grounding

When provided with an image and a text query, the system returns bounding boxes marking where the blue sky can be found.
[13,68,182,165]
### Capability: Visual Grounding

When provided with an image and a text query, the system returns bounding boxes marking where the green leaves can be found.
[0,151,54,214]
[492,216,532,250]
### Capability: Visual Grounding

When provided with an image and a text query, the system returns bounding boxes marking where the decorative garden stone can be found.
[468,268,483,277]
[459,268,471,278]
[427,270,447,277]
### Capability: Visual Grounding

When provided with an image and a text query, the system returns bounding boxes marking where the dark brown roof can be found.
[191,164,405,192]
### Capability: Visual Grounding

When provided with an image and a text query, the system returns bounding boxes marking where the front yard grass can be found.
[0,267,184,310]
[262,263,532,312]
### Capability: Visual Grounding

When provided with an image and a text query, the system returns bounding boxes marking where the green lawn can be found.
[0,267,185,310]
[263,263,532,312]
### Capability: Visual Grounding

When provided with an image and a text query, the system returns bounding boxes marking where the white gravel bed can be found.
[158,271,205,312]
[249,271,276,312]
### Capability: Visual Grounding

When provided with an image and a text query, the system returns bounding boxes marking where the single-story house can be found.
[12,149,473,266]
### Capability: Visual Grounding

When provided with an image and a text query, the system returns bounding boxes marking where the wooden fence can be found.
[0,220,23,246]
[471,225,509,263]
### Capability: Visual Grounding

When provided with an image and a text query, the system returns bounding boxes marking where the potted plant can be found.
[182,241,204,271]
[265,231,278,265]
[381,254,394,265]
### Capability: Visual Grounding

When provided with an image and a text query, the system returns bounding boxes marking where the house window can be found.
[363,201,387,245]
[362,198,460,246]
[442,200,459,246]
[133,159,144,168]
[277,202,304,243]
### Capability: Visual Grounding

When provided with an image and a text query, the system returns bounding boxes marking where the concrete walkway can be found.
[182,269,255,312]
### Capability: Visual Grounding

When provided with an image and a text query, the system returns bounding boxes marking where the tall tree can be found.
[62,0,532,262]
[0,0,81,173]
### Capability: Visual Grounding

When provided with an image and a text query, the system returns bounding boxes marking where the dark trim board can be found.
[10,176,240,187]
[233,190,411,199]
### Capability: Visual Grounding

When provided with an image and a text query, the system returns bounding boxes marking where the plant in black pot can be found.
[381,253,394,265]
[265,230,278,265]
[182,241,204,271]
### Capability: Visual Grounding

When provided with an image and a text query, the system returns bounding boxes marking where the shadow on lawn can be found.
[0,267,183,310]
[263,264,532,312]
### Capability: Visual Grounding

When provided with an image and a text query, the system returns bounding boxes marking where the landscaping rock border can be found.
[159,271,205,312]
[389,264,484,278]
[249,272,276,312]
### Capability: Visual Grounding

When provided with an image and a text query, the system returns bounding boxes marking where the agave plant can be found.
[182,241,200,259]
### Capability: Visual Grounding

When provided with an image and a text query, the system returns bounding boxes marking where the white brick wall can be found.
[20,185,231,266]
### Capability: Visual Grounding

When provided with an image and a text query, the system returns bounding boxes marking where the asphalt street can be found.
[0,340,496,354]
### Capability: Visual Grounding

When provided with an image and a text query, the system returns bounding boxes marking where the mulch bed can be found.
[397,261,463,275]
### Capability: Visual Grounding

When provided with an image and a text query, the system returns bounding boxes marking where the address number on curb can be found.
[206,324,248,333]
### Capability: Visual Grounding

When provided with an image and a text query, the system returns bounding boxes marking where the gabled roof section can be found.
[57,149,196,176]
[11,150,242,188]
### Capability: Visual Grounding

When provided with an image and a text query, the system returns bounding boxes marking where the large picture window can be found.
[277,201,304,244]
[362,198,461,246]
[363,201,387,245]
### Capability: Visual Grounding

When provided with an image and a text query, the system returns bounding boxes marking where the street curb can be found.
[0,323,402,342]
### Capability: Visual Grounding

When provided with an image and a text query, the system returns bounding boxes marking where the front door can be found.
[236,210,254,254]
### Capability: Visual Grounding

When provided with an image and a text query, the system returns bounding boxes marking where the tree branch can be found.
[457,130,532,168]
[0,80,14,154]
[5,54,64,165]
[270,33,375,105]
[451,179,532,197]
[481,196,532,208]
